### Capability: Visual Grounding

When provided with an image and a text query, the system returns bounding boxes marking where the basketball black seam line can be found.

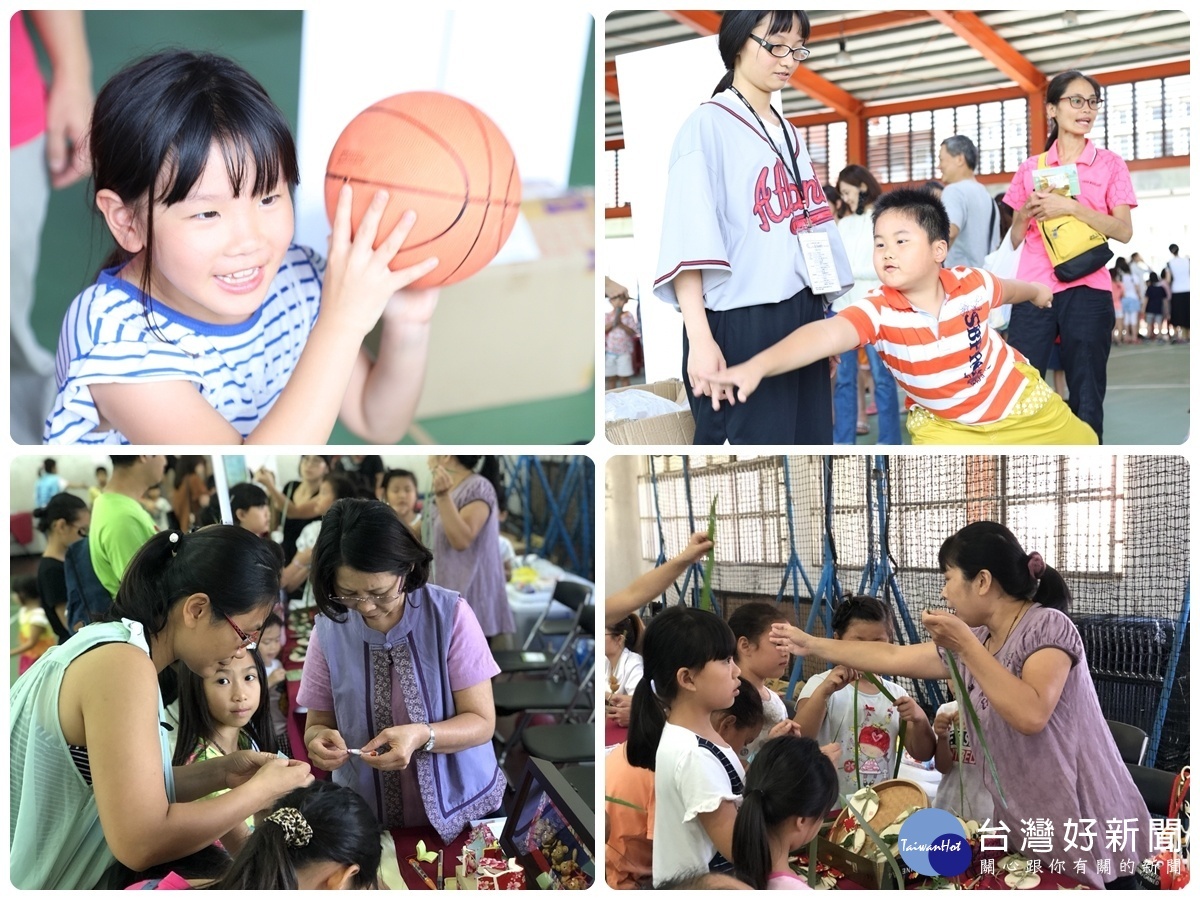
[326,100,517,265]
[443,105,493,281]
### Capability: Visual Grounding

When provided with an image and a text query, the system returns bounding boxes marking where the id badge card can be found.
[798,230,841,295]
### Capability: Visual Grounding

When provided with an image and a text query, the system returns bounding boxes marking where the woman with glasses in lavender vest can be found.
[298,498,505,839]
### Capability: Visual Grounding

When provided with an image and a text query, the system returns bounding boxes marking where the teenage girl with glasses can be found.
[653,9,853,444]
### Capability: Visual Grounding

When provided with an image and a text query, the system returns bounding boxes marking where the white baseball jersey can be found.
[653,89,853,312]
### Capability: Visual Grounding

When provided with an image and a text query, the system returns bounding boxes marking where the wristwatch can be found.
[422,724,436,753]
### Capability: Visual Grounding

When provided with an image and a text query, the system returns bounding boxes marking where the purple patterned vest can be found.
[315,582,506,840]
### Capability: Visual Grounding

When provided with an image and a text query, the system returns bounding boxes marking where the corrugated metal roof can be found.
[604,9,1190,141]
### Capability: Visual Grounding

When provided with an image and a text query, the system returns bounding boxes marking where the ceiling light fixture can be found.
[835,38,853,66]
[1062,11,1079,28]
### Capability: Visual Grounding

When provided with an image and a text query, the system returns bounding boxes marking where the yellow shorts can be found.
[906,363,1099,445]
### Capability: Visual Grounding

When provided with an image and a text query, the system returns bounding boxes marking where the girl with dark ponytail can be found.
[732,735,838,889]
[212,781,382,889]
[427,454,515,642]
[625,605,744,886]
[10,525,313,888]
[653,10,854,445]
[771,520,1152,891]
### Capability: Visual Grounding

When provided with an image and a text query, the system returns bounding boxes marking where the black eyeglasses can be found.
[1061,95,1103,110]
[747,34,811,62]
[222,612,259,651]
[75,525,89,538]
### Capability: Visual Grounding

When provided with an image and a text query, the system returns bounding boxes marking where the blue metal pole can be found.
[1145,584,1189,767]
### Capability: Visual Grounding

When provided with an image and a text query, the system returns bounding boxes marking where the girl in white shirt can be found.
[604,614,644,698]
[626,605,744,886]
[727,601,790,760]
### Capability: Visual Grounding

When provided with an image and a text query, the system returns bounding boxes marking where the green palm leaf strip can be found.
[954,701,967,819]
[852,682,862,790]
[944,650,1007,808]
[806,835,819,887]
[844,791,906,890]
[861,672,907,780]
[699,495,717,612]
[603,794,645,812]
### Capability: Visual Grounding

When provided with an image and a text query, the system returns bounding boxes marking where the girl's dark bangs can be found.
[766,10,809,39]
[693,609,737,664]
[158,100,298,206]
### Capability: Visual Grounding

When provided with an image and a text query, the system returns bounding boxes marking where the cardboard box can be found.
[604,379,694,445]
[367,191,594,421]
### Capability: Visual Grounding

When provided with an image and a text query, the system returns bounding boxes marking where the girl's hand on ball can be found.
[324,184,438,335]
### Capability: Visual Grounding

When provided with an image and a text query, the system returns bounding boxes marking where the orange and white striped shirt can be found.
[838,267,1030,425]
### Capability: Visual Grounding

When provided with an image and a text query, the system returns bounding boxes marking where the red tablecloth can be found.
[800,848,1090,890]
[389,827,473,890]
[604,719,628,748]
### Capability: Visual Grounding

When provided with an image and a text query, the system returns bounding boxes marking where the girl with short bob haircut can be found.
[10,526,313,888]
[772,521,1151,890]
[45,49,439,445]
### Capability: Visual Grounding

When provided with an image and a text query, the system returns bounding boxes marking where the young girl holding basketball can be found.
[45,50,439,445]
[626,605,745,886]
[793,595,935,800]
[732,735,839,890]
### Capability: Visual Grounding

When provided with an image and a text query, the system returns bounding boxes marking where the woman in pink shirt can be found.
[1003,70,1137,444]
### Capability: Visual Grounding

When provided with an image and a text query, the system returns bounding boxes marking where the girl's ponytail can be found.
[732,736,839,890]
[626,676,666,770]
[712,68,735,97]
[214,782,382,889]
[1032,562,1072,613]
[218,809,298,889]
[624,604,736,770]
[732,787,773,890]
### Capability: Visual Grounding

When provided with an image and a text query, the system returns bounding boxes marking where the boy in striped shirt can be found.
[706,188,1097,444]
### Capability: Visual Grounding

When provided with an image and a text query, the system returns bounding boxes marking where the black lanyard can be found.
[728,85,812,230]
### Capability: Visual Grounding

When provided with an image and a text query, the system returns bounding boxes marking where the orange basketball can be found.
[324,91,521,289]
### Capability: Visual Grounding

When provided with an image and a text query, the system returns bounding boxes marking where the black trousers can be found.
[1006,285,1114,443]
[684,288,832,445]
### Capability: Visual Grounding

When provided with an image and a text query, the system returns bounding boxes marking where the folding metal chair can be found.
[1106,718,1149,766]
[522,723,596,768]
[521,579,592,651]
[495,604,595,683]
[492,657,594,767]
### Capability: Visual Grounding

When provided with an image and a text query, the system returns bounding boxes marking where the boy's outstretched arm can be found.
[1000,278,1053,308]
[704,315,860,404]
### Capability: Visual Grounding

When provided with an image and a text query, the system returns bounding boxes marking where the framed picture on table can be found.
[501,757,595,889]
